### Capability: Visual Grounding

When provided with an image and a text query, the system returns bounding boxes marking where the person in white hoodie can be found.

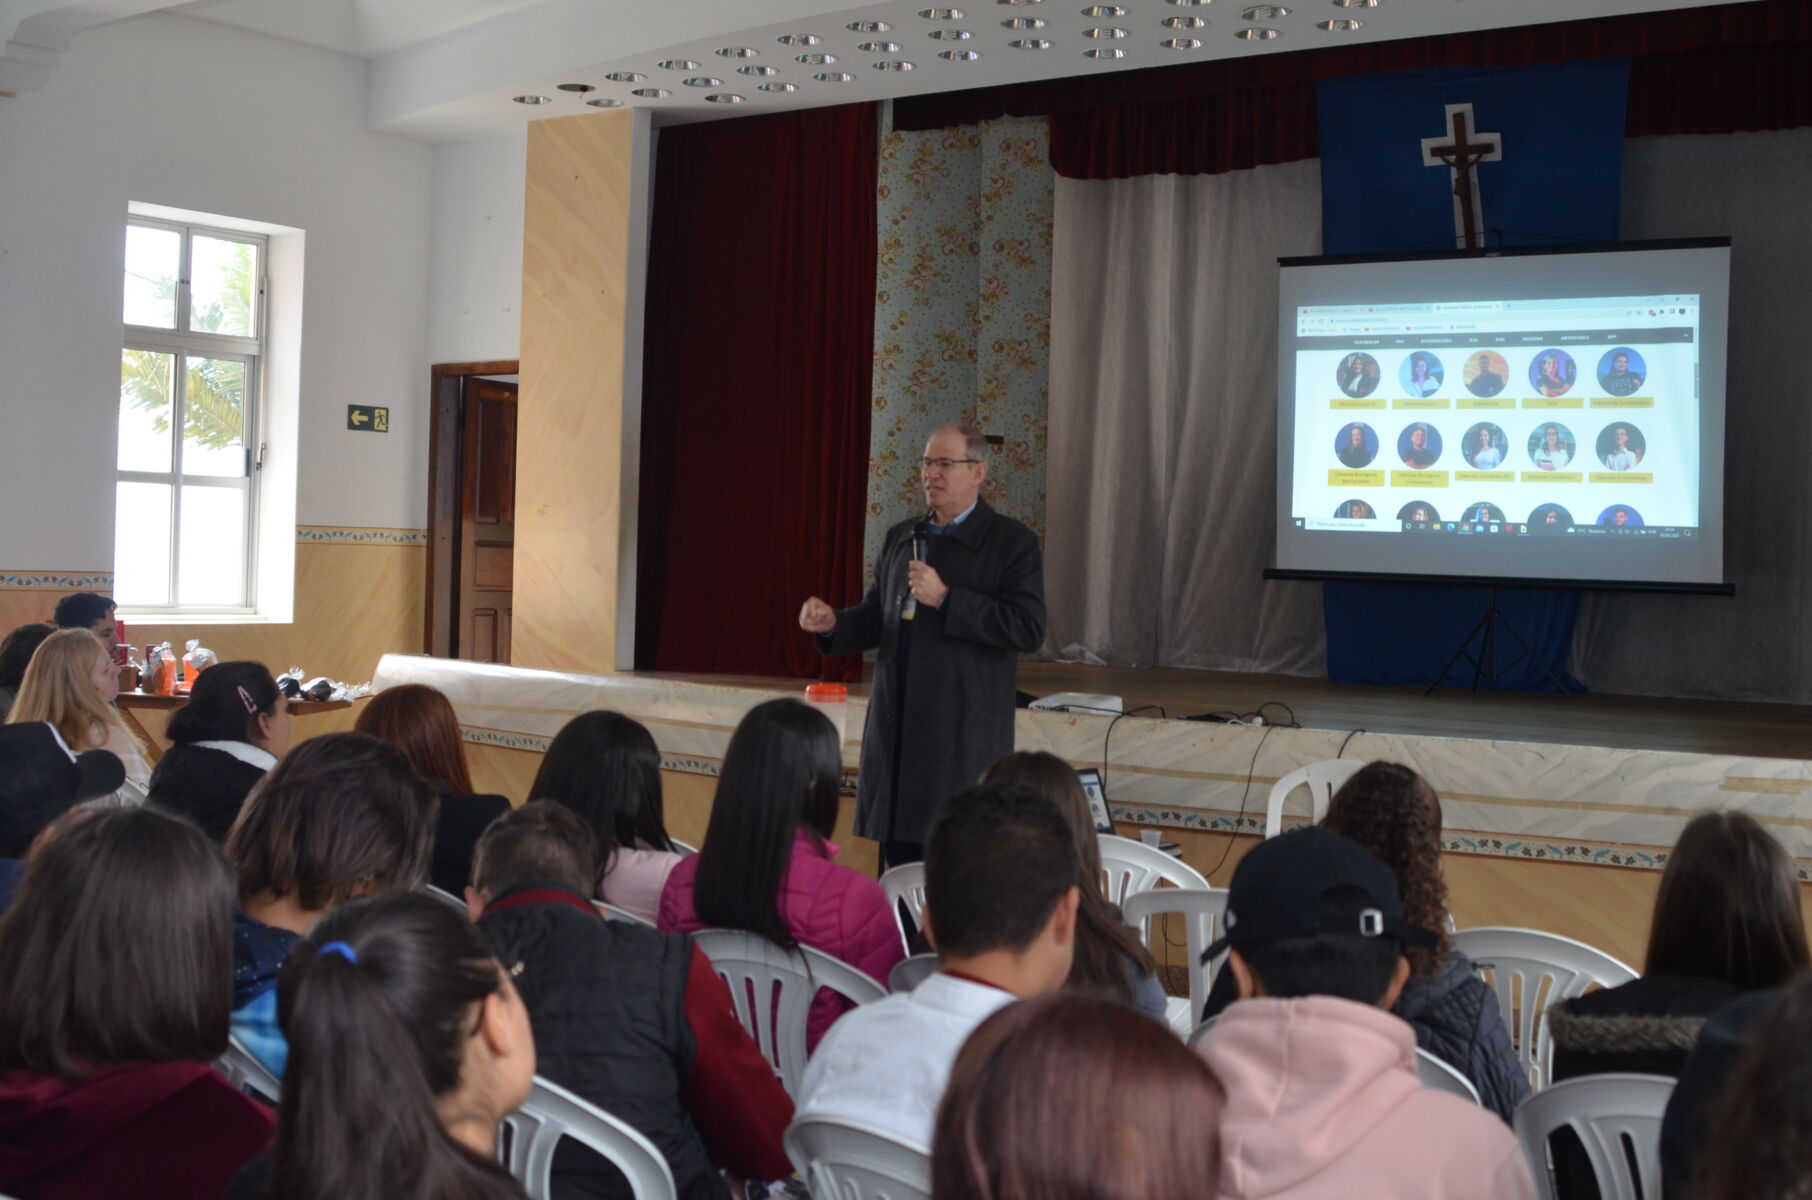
[1198,827,1536,1200]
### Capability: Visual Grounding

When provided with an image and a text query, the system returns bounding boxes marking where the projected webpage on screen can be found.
[1291,296,1700,540]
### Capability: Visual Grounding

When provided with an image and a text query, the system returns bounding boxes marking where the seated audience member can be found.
[471,802,792,1198]
[0,622,54,721]
[932,993,1220,1200]
[659,698,904,1050]
[355,684,510,894]
[146,661,290,843]
[796,784,1081,1149]
[51,591,116,650]
[0,723,124,911]
[1322,762,1528,1121]
[5,627,149,801]
[1198,827,1535,1200]
[529,710,684,924]
[979,752,1164,1020]
[1691,970,1812,1200]
[1547,810,1808,1198]
[225,893,534,1200]
[224,732,437,1076]
[1660,986,1783,1198]
[0,807,274,1199]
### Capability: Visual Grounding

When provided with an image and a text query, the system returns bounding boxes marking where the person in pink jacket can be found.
[659,698,904,1050]
[1197,827,1537,1200]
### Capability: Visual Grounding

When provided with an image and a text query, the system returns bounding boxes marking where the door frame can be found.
[425,360,519,658]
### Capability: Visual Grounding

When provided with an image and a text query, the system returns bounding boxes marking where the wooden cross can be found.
[1420,103,1503,250]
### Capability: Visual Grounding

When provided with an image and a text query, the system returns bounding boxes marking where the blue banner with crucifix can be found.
[1317,60,1631,257]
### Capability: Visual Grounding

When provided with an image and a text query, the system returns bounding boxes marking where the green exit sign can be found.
[347,405,389,433]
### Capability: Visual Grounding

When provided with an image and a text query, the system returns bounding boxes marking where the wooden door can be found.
[457,378,517,662]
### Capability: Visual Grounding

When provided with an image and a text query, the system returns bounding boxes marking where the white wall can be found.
[428,130,526,364]
[0,13,434,573]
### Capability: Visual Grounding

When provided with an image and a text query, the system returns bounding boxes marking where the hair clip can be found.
[508,960,526,978]
[319,940,359,964]
[237,685,259,714]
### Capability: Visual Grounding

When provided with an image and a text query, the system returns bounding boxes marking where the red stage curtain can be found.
[891,0,1812,177]
[637,103,877,680]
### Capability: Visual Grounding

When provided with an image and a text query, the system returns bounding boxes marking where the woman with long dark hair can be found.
[147,661,290,842]
[529,710,680,923]
[0,806,275,1198]
[356,684,510,895]
[658,698,903,1048]
[979,751,1163,1020]
[264,892,535,1200]
[932,993,1219,1199]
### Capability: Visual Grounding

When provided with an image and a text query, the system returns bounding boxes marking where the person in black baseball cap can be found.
[0,721,126,859]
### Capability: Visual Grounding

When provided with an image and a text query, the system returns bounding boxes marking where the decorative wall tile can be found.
[0,572,112,590]
[296,526,428,546]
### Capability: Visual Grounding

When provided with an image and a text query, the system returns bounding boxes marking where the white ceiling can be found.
[149,0,1762,142]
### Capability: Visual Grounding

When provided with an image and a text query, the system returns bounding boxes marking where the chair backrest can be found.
[888,953,939,994]
[1451,926,1638,1092]
[690,928,887,1096]
[425,884,469,912]
[501,1075,677,1200]
[1416,1048,1482,1104]
[785,1116,932,1200]
[1120,886,1229,1036]
[212,1033,281,1105]
[1185,1014,1220,1052]
[1512,1073,1675,1200]
[1096,834,1211,907]
[670,838,700,857]
[1263,758,1366,838]
[879,862,927,952]
[593,899,656,927]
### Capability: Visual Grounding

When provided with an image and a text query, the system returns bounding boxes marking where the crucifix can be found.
[1421,103,1503,250]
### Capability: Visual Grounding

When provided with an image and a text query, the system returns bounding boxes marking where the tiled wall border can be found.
[297,526,428,546]
[0,572,113,590]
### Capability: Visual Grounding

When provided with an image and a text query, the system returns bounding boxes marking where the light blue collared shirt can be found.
[929,500,978,534]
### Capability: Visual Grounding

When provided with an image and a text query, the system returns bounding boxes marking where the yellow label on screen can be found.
[1454,471,1515,483]
[1328,470,1386,487]
[1523,396,1585,409]
[1392,397,1451,409]
[1520,471,1583,483]
[1589,472,1654,484]
[1591,396,1655,408]
[1331,397,1387,409]
[1457,396,1516,409]
[1390,471,1449,488]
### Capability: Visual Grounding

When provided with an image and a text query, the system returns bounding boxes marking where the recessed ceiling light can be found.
[1316,17,1361,28]
[738,64,779,76]
[512,94,552,105]
[1003,15,1046,27]
[715,47,758,58]
[777,32,823,45]
[929,28,974,39]
[556,82,595,94]
[1332,0,1377,6]
[815,70,857,81]
[1235,25,1280,37]
[1242,4,1289,16]
[918,7,966,18]
[1081,3,1126,13]
[1168,0,1212,6]
[683,76,723,88]
[705,93,745,103]
[876,60,916,70]
[795,52,837,64]
[585,97,625,107]
[998,0,1043,4]
[1163,14,1208,27]
[939,48,984,59]
[1083,46,1125,57]
[1009,36,1053,48]
[658,59,700,70]
[848,20,892,31]
[1161,36,1203,47]
[860,41,904,52]
[1084,26,1127,37]
[760,80,800,92]
[605,71,645,83]
[630,87,670,97]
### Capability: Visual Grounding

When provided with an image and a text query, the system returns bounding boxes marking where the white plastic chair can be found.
[1096,834,1211,907]
[670,838,700,857]
[212,1033,281,1105]
[426,884,469,912]
[880,862,928,952]
[1263,759,1366,838]
[1512,1073,1674,1200]
[690,929,887,1096]
[501,1075,676,1200]
[593,899,655,927]
[1185,1014,1220,1051]
[1451,927,1638,1091]
[785,1116,932,1200]
[1416,1048,1482,1104]
[888,953,938,994]
[1120,886,1229,1036]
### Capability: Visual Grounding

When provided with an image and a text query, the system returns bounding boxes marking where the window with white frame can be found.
[116,219,265,612]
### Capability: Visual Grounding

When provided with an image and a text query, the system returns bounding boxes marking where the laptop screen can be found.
[1075,767,1114,835]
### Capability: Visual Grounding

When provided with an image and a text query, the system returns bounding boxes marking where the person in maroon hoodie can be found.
[0,805,275,1199]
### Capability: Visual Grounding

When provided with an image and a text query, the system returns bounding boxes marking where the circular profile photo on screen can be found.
[1529,503,1574,533]
[1596,422,1647,471]
[1461,422,1509,470]
[1399,351,1444,397]
[1526,422,1577,471]
[1599,504,1644,527]
[1461,501,1506,525]
[1462,351,1509,398]
[1597,347,1647,396]
[1334,422,1378,468]
[1530,349,1578,397]
[1397,501,1441,524]
[1397,422,1442,469]
[1335,499,1376,519]
[1335,352,1381,399]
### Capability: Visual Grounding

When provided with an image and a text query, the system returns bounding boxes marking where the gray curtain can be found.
[1043,128,1812,703]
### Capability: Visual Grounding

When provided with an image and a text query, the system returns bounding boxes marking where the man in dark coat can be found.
[800,424,1045,865]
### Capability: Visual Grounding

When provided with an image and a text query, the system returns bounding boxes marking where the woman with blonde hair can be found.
[5,628,148,802]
